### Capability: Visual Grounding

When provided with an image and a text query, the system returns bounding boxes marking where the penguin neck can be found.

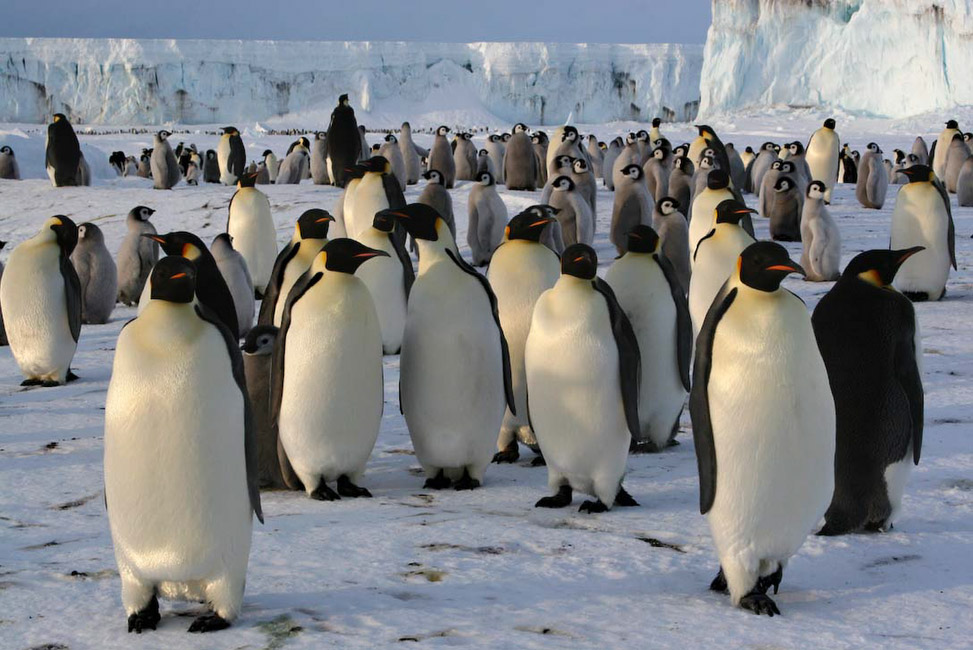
[416,238,452,274]
[140,300,203,341]
[555,274,595,294]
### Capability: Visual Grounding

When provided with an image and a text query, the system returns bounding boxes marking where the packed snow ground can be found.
[1,118,972,649]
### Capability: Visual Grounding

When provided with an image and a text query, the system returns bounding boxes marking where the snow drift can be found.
[699,0,973,119]
[0,38,703,127]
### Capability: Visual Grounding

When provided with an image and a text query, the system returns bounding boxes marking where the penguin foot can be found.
[453,470,480,491]
[423,470,451,490]
[816,518,852,537]
[492,441,520,464]
[188,613,230,633]
[578,499,609,514]
[41,380,62,388]
[614,487,639,507]
[530,455,547,467]
[337,475,372,498]
[20,378,42,387]
[127,595,161,633]
[864,519,890,533]
[310,481,341,501]
[902,291,929,303]
[757,566,783,595]
[709,568,728,594]
[66,370,79,382]
[739,592,780,617]
[535,484,572,509]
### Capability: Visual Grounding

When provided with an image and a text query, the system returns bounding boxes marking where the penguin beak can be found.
[316,216,334,223]
[573,255,585,263]
[170,272,187,280]
[896,247,925,265]
[734,208,757,215]
[353,251,390,259]
[765,262,805,276]
[142,234,166,245]
[529,217,555,228]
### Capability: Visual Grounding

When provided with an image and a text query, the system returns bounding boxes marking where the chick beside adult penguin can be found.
[503,123,538,191]
[800,181,841,282]
[71,222,117,324]
[428,126,456,189]
[217,126,246,186]
[610,164,653,255]
[467,171,508,266]
[241,325,288,489]
[767,176,804,242]
[226,172,276,297]
[211,234,255,339]
[652,197,690,294]
[856,143,889,209]
[805,118,840,202]
[0,146,21,180]
[117,206,160,306]
[356,210,415,355]
[548,175,594,251]
[150,130,181,190]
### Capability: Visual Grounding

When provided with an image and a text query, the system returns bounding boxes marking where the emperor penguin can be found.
[739,146,756,182]
[668,155,694,210]
[839,147,859,183]
[757,159,788,217]
[310,131,330,185]
[890,149,908,184]
[46,113,88,187]
[399,122,422,185]
[610,164,653,255]
[0,241,6,346]
[346,156,406,241]
[652,197,690,294]
[276,148,308,185]
[503,123,538,191]
[548,126,585,172]
[333,164,365,239]
[783,141,812,187]
[805,119,840,202]
[262,150,279,183]
[241,325,288,489]
[725,143,746,192]
[380,134,407,190]
[912,136,929,166]
[569,157,597,216]
[428,126,456,189]
[104,257,262,633]
[688,200,757,336]
[602,137,623,190]
[149,130,181,190]
[325,94,362,188]
[141,232,240,338]
[933,120,961,180]
[612,133,643,187]
[943,133,971,193]
[689,170,748,259]
[540,154,573,204]
[0,216,80,385]
[217,126,246,186]
[606,226,691,452]
[690,155,719,207]
[272,239,388,499]
[856,143,889,209]
[644,143,671,201]
[484,134,506,184]
[586,134,604,179]
[417,170,456,241]
[549,175,594,251]
[117,206,159,306]
[799,181,842,281]
[211,234,255,338]
[0,146,21,179]
[203,150,220,183]
[649,117,665,143]
[226,172,276,296]
[691,241,834,616]
[476,148,497,178]
[356,210,415,354]
[393,203,515,490]
[257,209,334,327]
[358,126,370,163]
[891,165,956,301]
[749,142,778,198]
[467,171,508,266]
[137,150,152,179]
[108,150,125,176]
[532,132,550,187]
[488,209,560,463]
[254,161,270,185]
[811,247,924,536]
[527,243,641,513]
[453,132,478,182]
[71,222,117,324]
[957,155,973,206]
[767,176,803,242]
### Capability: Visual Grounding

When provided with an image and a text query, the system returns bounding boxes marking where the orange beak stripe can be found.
[529,219,551,228]
[766,264,798,272]
[389,211,409,219]
[354,252,380,258]
[170,272,187,279]
[573,256,585,262]
[315,217,332,223]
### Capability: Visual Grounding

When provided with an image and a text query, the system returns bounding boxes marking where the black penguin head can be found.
[621,164,643,180]
[384,133,397,143]
[150,256,197,303]
[386,203,444,242]
[436,125,450,136]
[502,133,512,142]
[478,148,489,157]
[652,117,662,128]
[626,132,637,145]
[554,154,572,170]
[807,180,827,199]
[211,232,235,254]
[715,199,756,225]
[626,225,661,254]
[237,172,259,188]
[745,146,754,154]
[53,113,68,124]
[893,149,906,163]
[965,133,973,142]
[696,125,716,139]
[222,126,238,135]
[946,119,959,129]
[46,215,78,255]
[513,123,528,134]
[657,197,680,215]
[142,231,206,261]
[706,169,730,190]
[317,238,389,274]
[842,247,925,288]
[762,142,776,152]
[653,147,666,159]
[779,161,795,174]
[488,134,500,143]
[344,164,367,181]
[899,165,934,183]
[738,241,805,292]
[505,210,556,243]
[242,324,278,355]
[561,244,598,280]
[824,118,836,129]
[261,149,273,158]
[636,130,649,142]
[771,159,782,171]
[561,127,578,142]
[338,94,350,106]
[0,145,12,154]
[676,156,693,173]
[77,222,104,244]
[129,205,155,222]
[157,130,171,141]
[572,158,589,174]
[700,155,715,169]
[774,176,794,193]
[423,169,444,185]
[477,171,495,186]
[364,156,390,174]
[551,175,574,191]
[297,209,334,239]
[866,142,882,154]
[788,142,805,156]
[673,144,688,157]
[0,240,5,250]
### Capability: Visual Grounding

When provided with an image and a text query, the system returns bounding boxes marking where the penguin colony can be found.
[2,106,964,629]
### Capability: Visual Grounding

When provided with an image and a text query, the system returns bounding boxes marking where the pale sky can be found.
[1,0,712,44]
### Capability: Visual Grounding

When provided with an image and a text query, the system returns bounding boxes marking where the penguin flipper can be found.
[654,254,692,391]
[592,278,641,439]
[933,177,957,269]
[388,233,415,298]
[383,173,406,210]
[444,248,516,415]
[269,269,322,427]
[195,304,263,524]
[226,189,238,231]
[60,254,82,342]
[689,284,737,515]
[897,303,924,464]
[257,241,299,326]
[276,435,304,492]
[229,136,246,179]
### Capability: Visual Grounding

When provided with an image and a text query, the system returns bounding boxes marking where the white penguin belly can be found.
[228,189,277,293]
[273,242,325,326]
[349,177,389,240]
[0,242,76,381]
[356,230,407,354]
[689,230,753,336]
[891,184,951,297]
[689,189,733,258]
[278,277,383,489]
[806,132,839,199]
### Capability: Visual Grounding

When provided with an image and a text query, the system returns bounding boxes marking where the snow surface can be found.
[0,39,703,127]
[700,0,973,119]
[1,115,972,648]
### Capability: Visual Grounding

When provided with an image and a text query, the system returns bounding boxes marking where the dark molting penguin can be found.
[504,123,538,191]
[813,248,925,536]
[242,325,287,489]
[325,94,362,188]
[203,150,220,183]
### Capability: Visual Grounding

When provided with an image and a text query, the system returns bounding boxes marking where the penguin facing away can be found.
[117,206,159,306]
[211,233,255,339]
[71,222,117,324]
[467,171,508,267]
[326,94,362,188]
[805,118,840,202]
[150,130,181,190]
[104,256,262,634]
[856,143,889,209]
[242,325,289,489]
[527,243,641,513]
[399,122,422,185]
[227,172,277,297]
[691,241,835,616]
[813,248,925,536]
[652,197,691,294]
[800,181,842,282]
[0,145,21,179]
[503,123,538,191]
[417,169,456,243]
[45,113,85,187]
[610,164,653,255]
[767,176,803,242]
[356,210,415,355]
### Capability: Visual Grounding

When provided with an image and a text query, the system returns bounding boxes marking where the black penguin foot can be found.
[578,499,609,514]
[336,475,372,498]
[710,568,728,594]
[614,487,639,507]
[453,470,480,491]
[757,566,783,595]
[310,480,341,501]
[864,519,889,533]
[492,441,520,464]
[127,595,160,633]
[739,592,780,617]
[816,518,852,537]
[41,380,62,388]
[530,455,547,467]
[66,370,79,382]
[423,470,451,490]
[903,291,929,303]
[535,484,572,509]
[188,613,230,633]
[20,378,42,386]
